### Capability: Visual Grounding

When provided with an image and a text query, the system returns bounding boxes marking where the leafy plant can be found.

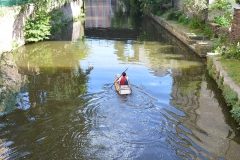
[221,42,240,60]
[210,0,233,27]
[204,25,214,39]
[210,0,232,11]
[213,15,232,27]
[189,17,204,29]
[24,8,51,43]
[231,102,240,124]
[162,9,183,21]
[223,84,238,107]
[178,14,190,25]
[49,9,67,35]
[0,8,8,17]
[132,0,173,15]
[182,0,207,17]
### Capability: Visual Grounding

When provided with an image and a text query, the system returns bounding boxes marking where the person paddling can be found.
[118,72,128,85]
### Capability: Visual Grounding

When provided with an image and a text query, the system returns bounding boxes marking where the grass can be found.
[169,20,205,37]
[219,58,240,86]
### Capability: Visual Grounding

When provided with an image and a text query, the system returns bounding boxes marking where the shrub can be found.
[210,0,233,27]
[182,0,207,20]
[163,10,183,21]
[204,25,214,39]
[189,17,202,29]
[231,102,240,124]
[178,14,190,25]
[156,11,162,16]
[213,16,231,27]
[221,42,240,60]
[24,9,51,43]
[207,57,214,77]
[223,85,238,107]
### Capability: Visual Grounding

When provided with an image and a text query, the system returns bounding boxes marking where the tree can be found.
[182,0,208,18]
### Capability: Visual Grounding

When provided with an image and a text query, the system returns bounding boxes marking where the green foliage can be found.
[231,102,240,124]
[24,8,51,43]
[203,25,214,39]
[162,9,183,21]
[210,0,232,11]
[236,0,240,4]
[0,8,8,17]
[189,17,204,29]
[223,84,238,107]
[207,57,214,77]
[178,14,190,25]
[11,40,19,49]
[221,42,240,60]
[210,0,233,27]
[182,0,207,16]
[49,9,68,35]
[213,15,232,27]
[156,10,162,16]
[24,0,78,43]
[132,0,172,15]
[213,34,228,50]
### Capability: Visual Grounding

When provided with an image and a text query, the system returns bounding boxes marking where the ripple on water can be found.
[60,84,210,159]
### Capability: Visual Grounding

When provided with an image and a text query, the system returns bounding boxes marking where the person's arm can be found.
[118,76,122,83]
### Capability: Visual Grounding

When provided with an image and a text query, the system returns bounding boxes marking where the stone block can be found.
[195,41,214,57]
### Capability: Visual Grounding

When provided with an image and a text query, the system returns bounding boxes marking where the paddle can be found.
[110,65,131,88]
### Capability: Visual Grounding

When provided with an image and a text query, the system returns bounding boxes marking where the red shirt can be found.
[120,76,128,85]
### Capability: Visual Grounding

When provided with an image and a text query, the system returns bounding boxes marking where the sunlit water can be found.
[1,0,240,159]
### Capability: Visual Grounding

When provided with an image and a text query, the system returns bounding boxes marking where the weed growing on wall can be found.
[223,84,238,107]
[24,8,51,43]
[231,102,240,124]
[0,8,8,17]
[23,0,77,43]
[49,9,66,35]
[209,0,233,27]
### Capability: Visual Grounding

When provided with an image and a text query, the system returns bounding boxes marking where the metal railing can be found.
[0,0,36,8]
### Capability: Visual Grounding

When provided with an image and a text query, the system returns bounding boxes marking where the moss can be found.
[207,57,214,77]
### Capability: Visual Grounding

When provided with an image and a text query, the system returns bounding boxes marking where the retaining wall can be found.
[0,0,83,54]
[150,14,213,57]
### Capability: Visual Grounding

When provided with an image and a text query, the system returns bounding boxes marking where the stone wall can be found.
[0,5,34,53]
[0,0,83,54]
[150,14,213,57]
[173,0,182,11]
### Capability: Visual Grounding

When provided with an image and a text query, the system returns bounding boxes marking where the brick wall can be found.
[230,8,240,42]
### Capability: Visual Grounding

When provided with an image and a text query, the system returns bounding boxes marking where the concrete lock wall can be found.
[0,0,83,54]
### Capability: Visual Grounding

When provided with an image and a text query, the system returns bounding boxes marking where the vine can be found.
[24,0,80,43]
[24,3,51,43]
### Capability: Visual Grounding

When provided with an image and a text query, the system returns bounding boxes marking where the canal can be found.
[0,0,240,159]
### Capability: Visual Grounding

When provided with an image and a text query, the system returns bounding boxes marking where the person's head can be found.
[122,72,126,76]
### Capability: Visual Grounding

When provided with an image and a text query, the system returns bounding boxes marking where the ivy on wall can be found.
[24,8,51,43]
[23,0,79,43]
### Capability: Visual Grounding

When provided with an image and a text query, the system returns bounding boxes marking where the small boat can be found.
[114,74,132,95]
